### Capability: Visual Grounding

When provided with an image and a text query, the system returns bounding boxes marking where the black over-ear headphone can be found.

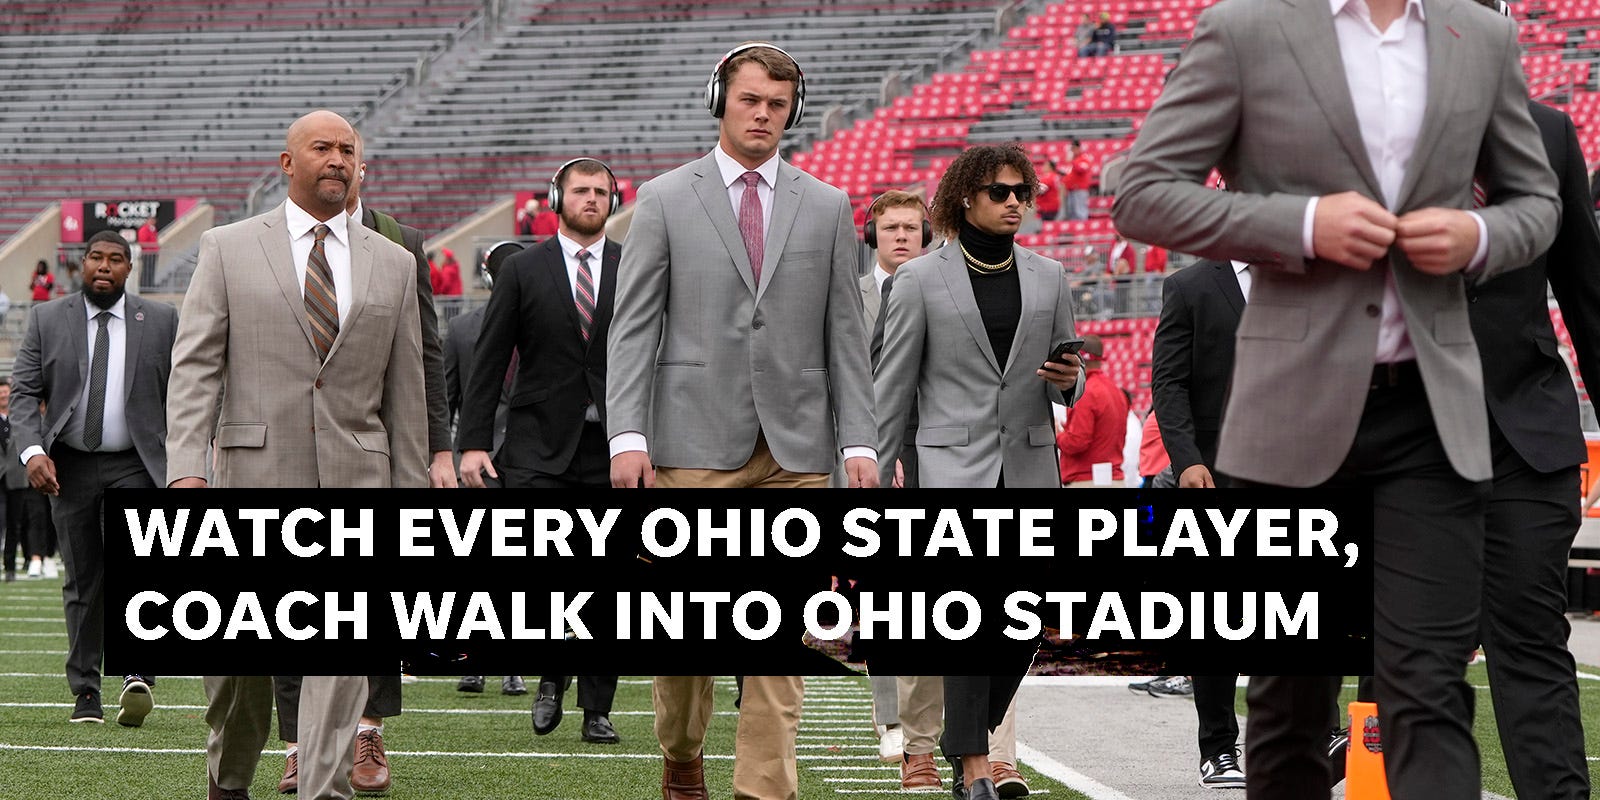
[548,158,622,216]
[479,240,526,290]
[705,42,806,131]
[863,193,934,249]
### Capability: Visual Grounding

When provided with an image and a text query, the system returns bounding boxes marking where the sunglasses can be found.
[979,182,1034,204]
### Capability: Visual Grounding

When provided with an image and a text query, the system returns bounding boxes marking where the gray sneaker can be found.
[1127,678,1156,694]
[1145,675,1194,698]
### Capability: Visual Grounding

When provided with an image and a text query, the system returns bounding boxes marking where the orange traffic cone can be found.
[1344,701,1391,800]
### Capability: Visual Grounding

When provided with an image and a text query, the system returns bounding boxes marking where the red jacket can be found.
[1037,172,1063,215]
[1057,369,1130,483]
[1063,153,1094,191]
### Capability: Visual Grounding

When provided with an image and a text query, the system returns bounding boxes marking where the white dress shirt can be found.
[21,295,130,464]
[1231,260,1252,302]
[285,198,353,326]
[873,265,894,296]
[1300,0,1488,363]
[557,232,607,423]
[609,148,876,468]
[713,145,779,237]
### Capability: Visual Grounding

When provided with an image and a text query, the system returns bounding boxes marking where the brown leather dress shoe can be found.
[209,774,251,800]
[277,751,298,794]
[350,729,392,794]
[661,753,707,800]
[990,761,1029,797]
[901,752,942,791]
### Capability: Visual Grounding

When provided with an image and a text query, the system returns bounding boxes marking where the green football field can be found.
[3,575,1599,798]
[0,576,1085,800]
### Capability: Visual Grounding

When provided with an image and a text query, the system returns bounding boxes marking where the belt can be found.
[1370,361,1421,391]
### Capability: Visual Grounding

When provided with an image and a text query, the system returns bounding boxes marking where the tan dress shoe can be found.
[901,752,943,791]
[350,729,391,794]
[276,751,297,794]
[662,753,707,800]
[990,761,1030,797]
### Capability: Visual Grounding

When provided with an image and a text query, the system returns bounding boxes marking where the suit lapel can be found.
[1396,1,1464,209]
[121,295,145,401]
[860,272,880,326]
[1277,0,1384,201]
[755,162,804,307]
[538,237,585,344]
[1212,261,1246,317]
[66,295,88,396]
[933,247,1000,374]
[258,206,318,355]
[690,154,758,297]
[325,224,373,367]
[1001,250,1042,373]
[590,240,621,353]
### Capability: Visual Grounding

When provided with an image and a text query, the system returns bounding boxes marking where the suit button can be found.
[1469,295,1478,303]
[1365,304,1380,317]
[1000,426,1008,434]
[1001,382,1009,390]
[315,379,324,389]
[752,320,765,330]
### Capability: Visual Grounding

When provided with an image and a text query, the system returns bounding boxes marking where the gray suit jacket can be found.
[874,245,1080,488]
[607,152,874,474]
[11,292,178,485]
[166,203,428,488]
[1111,0,1560,485]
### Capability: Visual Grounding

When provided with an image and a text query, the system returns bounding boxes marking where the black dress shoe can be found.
[210,774,252,800]
[947,756,965,800]
[966,777,1000,800]
[501,675,528,695]
[457,675,486,693]
[580,710,620,744]
[531,681,564,735]
[70,691,103,723]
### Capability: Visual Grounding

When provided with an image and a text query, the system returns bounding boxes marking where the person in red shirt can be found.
[435,248,463,296]
[1062,140,1094,221]
[1036,160,1063,221]
[1057,335,1129,485]
[30,260,53,301]
[531,195,559,237]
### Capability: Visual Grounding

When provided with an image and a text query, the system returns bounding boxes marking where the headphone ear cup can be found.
[863,218,877,249]
[922,220,933,249]
[707,72,724,118]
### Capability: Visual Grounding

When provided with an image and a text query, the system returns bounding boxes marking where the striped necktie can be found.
[575,248,596,342]
[305,223,339,361]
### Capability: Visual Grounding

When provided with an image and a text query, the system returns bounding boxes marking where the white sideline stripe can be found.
[832,791,1047,796]
[799,744,878,751]
[807,766,902,772]
[0,743,736,760]
[0,650,65,655]
[3,632,64,637]
[823,777,908,783]
[0,673,201,679]
[1575,670,1600,681]
[0,617,65,623]
[1015,741,1140,800]
[797,735,877,742]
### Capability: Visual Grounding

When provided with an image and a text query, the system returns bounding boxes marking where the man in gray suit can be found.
[1111,1,1560,798]
[11,230,176,728]
[605,42,876,800]
[167,109,427,800]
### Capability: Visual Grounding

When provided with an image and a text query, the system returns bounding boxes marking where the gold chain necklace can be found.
[960,241,1015,274]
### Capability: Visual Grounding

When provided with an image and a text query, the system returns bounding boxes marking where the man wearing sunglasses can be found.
[1112,0,1559,798]
[874,143,1081,800]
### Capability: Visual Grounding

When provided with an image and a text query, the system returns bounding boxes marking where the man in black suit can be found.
[1468,97,1600,800]
[1150,258,1249,788]
[457,158,622,744]
[11,230,176,727]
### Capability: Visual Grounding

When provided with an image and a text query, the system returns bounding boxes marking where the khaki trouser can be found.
[205,675,367,800]
[655,676,806,800]
[896,676,1019,761]
[656,432,830,489]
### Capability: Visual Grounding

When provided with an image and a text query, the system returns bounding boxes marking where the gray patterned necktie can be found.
[83,311,110,451]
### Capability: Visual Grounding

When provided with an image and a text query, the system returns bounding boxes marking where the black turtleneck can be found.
[960,218,1022,368]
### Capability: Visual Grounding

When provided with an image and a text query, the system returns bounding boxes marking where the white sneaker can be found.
[25,559,41,579]
[1199,749,1246,789]
[42,558,59,579]
[878,724,905,762]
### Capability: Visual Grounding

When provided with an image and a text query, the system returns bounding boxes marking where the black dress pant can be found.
[1243,366,1489,800]
[51,447,154,697]
[498,421,608,490]
[274,675,401,741]
[11,486,53,559]
[1479,423,1589,800]
[1192,674,1241,762]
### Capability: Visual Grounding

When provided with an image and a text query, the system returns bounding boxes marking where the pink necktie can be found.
[574,248,596,341]
[738,171,764,287]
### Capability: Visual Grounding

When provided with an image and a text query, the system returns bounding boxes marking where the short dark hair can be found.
[85,230,131,261]
[930,144,1040,237]
[560,159,611,190]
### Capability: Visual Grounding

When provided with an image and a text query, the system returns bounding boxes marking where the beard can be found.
[561,208,605,238]
[84,282,124,309]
